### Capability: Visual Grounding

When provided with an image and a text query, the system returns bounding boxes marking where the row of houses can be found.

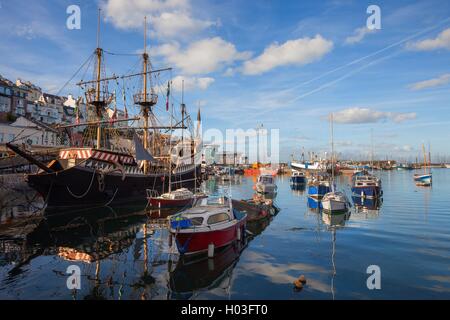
[0,75,128,153]
[0,75,84,125]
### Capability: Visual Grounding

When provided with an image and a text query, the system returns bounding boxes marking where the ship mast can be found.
[84,8,109,149]
[95,9,102,148]
[135,16,158,174]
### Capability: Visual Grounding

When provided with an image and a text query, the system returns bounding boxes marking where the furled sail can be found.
[133,133,155,162]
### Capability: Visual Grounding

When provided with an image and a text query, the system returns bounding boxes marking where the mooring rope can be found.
[66,169,97,199]
[103,188,119,207]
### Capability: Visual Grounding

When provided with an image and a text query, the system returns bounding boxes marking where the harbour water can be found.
[0,169,449,300]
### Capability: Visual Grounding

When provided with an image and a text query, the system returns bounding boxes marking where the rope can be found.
[103,188,119,207]
[66,169,97,199]
[55,53,95,96]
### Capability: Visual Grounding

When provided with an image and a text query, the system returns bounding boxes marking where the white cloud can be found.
[15,25,35,40]
[152,37,251,75]
[102,0,213,40]
[394,145,414,153]
[102,0,189,29]
[171,75,215,91]
[407,28,450,51]
[331,107,416,124]
[150,12,215,39]
[345,26,377,45]
[409,73,450,90]
[242,35,333,75]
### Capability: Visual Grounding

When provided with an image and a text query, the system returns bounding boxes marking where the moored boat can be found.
[232,198,278,222]
[169,196,247,256]
[414,173,432,186]
[396,163,413,170]
[146,188,206,209]
[307,172,330,200]
[290,170,307,185]
[414,144,432,187]
[351,172,382,199]
[255,174,277,194]
[322,191,351,214]
[321,113,351,215]
[291,161,322,171]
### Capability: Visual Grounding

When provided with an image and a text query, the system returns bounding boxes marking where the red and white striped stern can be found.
[58,148,135,165]
[59,148,93,160]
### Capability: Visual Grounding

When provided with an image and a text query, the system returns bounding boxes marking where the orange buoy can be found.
[293,279,304,290]
[298,275,307,284]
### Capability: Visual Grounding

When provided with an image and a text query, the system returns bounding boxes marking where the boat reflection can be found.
[352,196,382,218]
[307,196,323,211]
[290,182,306,195]
[322,211,350,300]
[1,204,154,299]
[168,240,246,299]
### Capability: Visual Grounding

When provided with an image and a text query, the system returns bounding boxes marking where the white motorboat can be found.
[255,174,277,194]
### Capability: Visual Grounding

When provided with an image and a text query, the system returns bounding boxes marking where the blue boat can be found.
[351,172,382,199]
[307,172,330,200]
[414,173,432,186]
[290,170,307,185]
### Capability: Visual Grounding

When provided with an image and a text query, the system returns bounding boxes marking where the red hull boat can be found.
[169,197,247,256]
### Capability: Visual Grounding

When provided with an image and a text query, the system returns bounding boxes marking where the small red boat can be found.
[169,196,247,256]
[146,188,206,208]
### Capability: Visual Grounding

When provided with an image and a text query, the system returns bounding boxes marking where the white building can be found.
[0,116,65,150]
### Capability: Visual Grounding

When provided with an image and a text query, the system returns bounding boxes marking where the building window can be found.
[8,134,15,142]
[0,133,4,143]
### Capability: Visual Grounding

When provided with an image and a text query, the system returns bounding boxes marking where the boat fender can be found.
[208,243,215,258]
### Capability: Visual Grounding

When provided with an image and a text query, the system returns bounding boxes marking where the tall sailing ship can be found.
[7,14,202,209]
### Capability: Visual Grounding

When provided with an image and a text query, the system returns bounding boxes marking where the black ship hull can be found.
[27,164,201,209]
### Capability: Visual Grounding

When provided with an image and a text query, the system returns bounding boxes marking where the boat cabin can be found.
[258,174,275,185]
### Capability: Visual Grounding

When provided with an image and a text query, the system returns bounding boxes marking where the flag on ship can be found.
[166,81,170,111]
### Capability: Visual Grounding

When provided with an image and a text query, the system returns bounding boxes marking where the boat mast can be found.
[181,79,185,148]
[169,83,173,194]
[330,113,335,190]
[422,143,427,174]
[371,128,374,174]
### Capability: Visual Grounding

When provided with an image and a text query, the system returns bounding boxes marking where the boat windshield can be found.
[259,176,273,184]
[198,196,229,207]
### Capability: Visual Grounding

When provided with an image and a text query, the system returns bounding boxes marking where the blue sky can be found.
[1,0,449,162]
